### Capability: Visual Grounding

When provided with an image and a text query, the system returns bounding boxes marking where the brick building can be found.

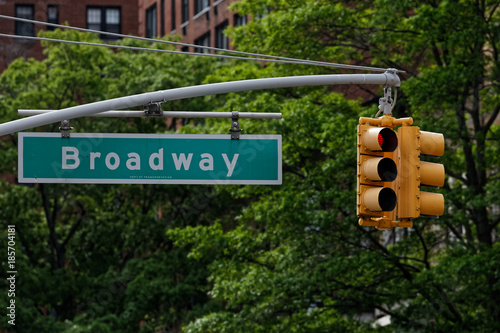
[138,0,245,53]
[0,0,139,70]
[0,0,244,71]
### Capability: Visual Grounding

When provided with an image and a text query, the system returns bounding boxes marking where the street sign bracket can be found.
[59,119,73,138]
[229,111,242,140]
[144,102,164,117]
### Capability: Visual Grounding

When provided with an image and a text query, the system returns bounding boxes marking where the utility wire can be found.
[1,14,331,68]
[0,14,404,73]
[0,33,353,67]
[0,14,395,72]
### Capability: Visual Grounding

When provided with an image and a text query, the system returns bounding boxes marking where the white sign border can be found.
[18,133,282,185]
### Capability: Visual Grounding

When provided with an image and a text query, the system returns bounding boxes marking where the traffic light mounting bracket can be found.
[359,116,413,128]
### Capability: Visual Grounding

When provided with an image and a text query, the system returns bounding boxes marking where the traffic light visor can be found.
[361,157,397,182]
[363,128,398,152]
[420,131,445,157]
[420,192,445,216]
[420,161,445,187]
[362,187,397,212]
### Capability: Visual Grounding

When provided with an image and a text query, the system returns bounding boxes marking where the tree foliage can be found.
[172,0,500,332]
[0,30,225,332]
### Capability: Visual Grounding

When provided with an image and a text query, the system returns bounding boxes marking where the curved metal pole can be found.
[0,72,400,136]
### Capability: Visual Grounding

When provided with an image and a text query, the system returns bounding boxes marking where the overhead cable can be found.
[0,32,356,67]
[0,14,404,73]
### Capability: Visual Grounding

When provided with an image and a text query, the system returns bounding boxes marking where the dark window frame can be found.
[146,3,157,38]
[182,0,189,23]
[86,6,122,40]
[171,0,176,30]
[194,32,211,53]
[195,0,210,14]
[215,20,228,50]
[234,13,247,27]
[15,4,35,37]
[194,0,210,15]
[47,5,59,31]
[160,0,165,35]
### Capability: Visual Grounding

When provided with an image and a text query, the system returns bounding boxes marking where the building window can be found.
[182,0,189,23]
[215,21,228,50]
[194,32,210,53]
[146,4,157,38]
[234,13,247,27]
[47,5,59,30]
[87,6,121,39]
[195,0,209,14]
[15,5,35,36]
[160,0,165,35]
[171,0,176,30]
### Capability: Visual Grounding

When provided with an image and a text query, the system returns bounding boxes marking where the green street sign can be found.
[19,133,282,185]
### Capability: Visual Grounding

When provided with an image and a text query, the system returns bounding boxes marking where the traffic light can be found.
[356,116,445,229]
[398,126,445,219]
[357,124,398,224]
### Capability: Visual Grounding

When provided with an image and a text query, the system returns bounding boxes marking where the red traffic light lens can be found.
[362,127,398,152]
[378,128,397,152]
[378,133,384,148]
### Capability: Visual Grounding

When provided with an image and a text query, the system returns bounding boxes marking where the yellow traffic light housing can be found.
[356,116,445,230]
[357,124,398,223]
[398,127,445,219]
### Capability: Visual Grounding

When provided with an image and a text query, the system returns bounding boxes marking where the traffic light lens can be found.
[377,158,397,182]
[378,128,398,152]
[362,187,397,212]
[362,127,398,152]
[378,188,397,211]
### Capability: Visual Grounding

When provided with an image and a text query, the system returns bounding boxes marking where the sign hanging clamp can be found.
[59,119,73,138]
[144,102,163,117]
[229,111,242,140]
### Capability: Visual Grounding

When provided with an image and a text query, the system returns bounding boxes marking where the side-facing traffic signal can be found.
[398,126,445,219]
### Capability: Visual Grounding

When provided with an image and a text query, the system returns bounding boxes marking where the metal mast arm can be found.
[0,72,400,136]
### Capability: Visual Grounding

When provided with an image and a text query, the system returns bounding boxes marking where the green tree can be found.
[0,30,226,332]
[168,0,500,332]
